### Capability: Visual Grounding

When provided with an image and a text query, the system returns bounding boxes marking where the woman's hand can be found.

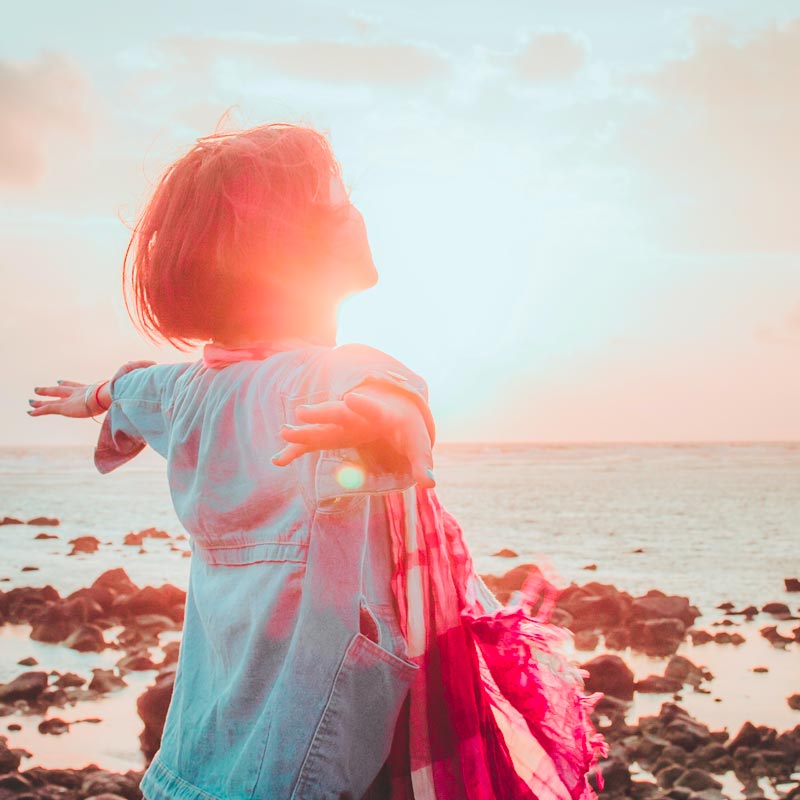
[273,387,436,489]
[28,360,156,418]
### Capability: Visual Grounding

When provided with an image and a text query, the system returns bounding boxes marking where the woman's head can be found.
[123,122,376,350]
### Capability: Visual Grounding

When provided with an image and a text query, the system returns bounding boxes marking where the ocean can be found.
[0,442,798,773]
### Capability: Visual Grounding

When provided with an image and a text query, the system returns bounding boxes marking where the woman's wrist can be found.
[84,380,111,417]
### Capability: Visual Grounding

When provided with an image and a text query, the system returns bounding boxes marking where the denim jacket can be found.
[94,343,432,799]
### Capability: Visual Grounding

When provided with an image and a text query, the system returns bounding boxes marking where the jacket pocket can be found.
[291,632,419,800]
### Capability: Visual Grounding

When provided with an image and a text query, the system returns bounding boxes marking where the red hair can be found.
[123,122,351,351]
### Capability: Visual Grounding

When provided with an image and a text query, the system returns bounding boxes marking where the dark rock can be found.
[123,527,170,546]
[68,536,101,556]
[38,717,70,735]
[6,724,21,731]
[582,563,597,571]
[34,532,59,540]
[491,548,517,558]
[688,629,713,645]
[27,516,59,526]
[160,641,181,666]
[0,671,48,703]
[1,584,59,623]
[568,593,630,633]
[629,780,660,800]
[30,602,80,643]
[728,721,760,753]
[64,623,106,652]
[636,675,684,693]
[0,738,22,774]
[665,788,692,800]
[664,717,711,751]
[751,666,768,673]
[665,655,708,687]
[785,577,800,592]
[574,630,600,651]
[787,694,800,711]
[674,767,722,791]
[133,613,181,632]
[54,672,86,688]
[88,669,127,693]
[137,666,176,761]
[729,605,758,617]
[88,795,130,800]
[591,757,631,794]
[80,771,142,800]
[90,568,140,600]
[480,564,542,604]
[0,517,24,525]
[581,654,635,700]
[114,585,186,621]
[0,773,33,791]
[687,791,727,800]
[656,763,685,788]
[593,693,630,722]
[24,767,83,789]
[630,617,686,656]
[631,592,701,627]
[20,566,39,572]
[762,601,791,615]
[759,625,794,647]
[16,657,38,667]
[549,607,573,628]
[604,627,630,650]
[116,652,156,673]
[690,742,728,762]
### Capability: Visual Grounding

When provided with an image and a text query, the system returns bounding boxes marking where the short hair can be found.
[123,122,351,351]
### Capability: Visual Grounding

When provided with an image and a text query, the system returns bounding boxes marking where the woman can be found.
[29,122,606,799]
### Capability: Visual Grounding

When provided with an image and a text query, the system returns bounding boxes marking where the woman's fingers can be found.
[403,423,436,489]
[270,442,311,467]
[27,400,63,416]
[280,422,372,449]
[295,400,366,428]
[33,385,72,398]
[342,392,388,426]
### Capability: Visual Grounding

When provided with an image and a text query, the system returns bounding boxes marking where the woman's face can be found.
[327,175,378,294]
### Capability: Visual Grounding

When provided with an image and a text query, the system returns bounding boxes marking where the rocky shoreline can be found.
[0,526,798,799]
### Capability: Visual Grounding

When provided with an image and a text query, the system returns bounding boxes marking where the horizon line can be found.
[2,439,798,449]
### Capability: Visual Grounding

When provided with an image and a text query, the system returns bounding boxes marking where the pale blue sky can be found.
[2,1,798,444]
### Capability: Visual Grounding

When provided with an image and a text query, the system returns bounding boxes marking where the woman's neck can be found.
[214,304,339,349]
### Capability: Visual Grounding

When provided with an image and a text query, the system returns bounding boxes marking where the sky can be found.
[2,1,798,445]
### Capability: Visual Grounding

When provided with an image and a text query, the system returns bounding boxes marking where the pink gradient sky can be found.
[2,2,798,445]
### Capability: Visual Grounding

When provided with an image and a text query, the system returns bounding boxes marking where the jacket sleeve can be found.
[287,343,434,505]
[93,362,191,474]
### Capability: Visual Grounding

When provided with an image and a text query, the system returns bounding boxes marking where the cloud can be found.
[161,35,450,87]
[0,51,91,187]
[755,303,800,345]
[621,17,800,252]
[509,31,587,83]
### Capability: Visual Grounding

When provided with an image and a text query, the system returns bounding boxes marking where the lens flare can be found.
[336,463,365,490]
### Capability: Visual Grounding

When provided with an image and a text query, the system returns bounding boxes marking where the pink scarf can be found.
[382,487,607,799]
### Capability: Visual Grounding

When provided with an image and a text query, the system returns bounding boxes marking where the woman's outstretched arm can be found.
[28,360,157,419]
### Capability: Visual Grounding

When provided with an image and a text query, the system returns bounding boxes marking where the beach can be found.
[0,442,798,798]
